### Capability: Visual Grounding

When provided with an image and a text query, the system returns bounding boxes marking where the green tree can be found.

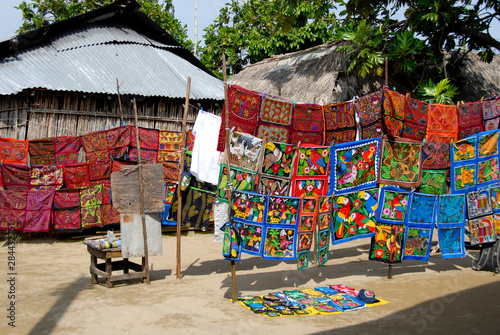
[15,0,194,51]
[199,0,337,77]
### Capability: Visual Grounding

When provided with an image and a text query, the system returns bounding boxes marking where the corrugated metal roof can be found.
[0,24,224,100]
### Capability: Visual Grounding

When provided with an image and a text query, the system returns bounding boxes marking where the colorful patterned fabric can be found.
[228,131,264,172]
[466,188,492,219]
[295,145,330,177]
[378,136,423,187]
[0,190,27,230]
[30,166,63,189]
[419,169,447,195]
[80,184,103,229]
[54,136,81,166]
[402,97,429,141]
[23,189,55,232]
[261,141,296,179]
[369,223,405,263]
[317,195,333,267]
[260,94,293,126]
[222,222,242,261]
[426,103,458,143]
[231,190,267,224]
[53,208,81,231]
[263,225,297,260]
[258,176,290,196]
[216,165,258,203]
[62,163,90,189]
[162,161,180,182]
[1,164,30,190]
[130,127,159,163]
[437,226,466,258]
[88,160,112,181]
[324,101,356,144]
[217,85,262,152]
[297,250,310,269]
[437,193,467,258]
[292,178,327,198]
[330,138,380,195]
[383,88,406,137]
[106,126,130,158]
[482,96,500,131]
[403,193,436,261]
[158,130,182,163]
[112,157,136,172]
[354,91,383,139]
[376,186,410,224]
[437,193,466,225]
[469,215,496,246]
[0,138,28,165]
[422,141,450,170]
[490,185,500,213]
[290,104,324,145]
[81,130,108,161]
[407,193,437,225]
[331,188,378,244]
[457,101,483,139]
[186,130,195,154]
[266,194,301,225]
[237,219,265,256]
[29,138,56,165]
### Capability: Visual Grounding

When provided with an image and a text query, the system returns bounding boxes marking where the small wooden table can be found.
[87,245,147,288]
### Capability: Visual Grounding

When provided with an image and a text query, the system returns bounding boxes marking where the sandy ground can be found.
[1,231,500,335]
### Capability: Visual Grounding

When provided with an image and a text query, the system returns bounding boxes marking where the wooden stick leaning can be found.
[222,54,237,303]
[116,78,124,124]
[176,77,191,279]
[132,98,150,284]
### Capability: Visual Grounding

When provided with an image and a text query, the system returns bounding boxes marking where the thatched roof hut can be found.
[230,40,500,104]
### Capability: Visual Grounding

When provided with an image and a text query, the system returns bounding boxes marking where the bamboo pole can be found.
[116,78,124,123]
[222,54,237,303]
[385,56,393,280]
[176,77,191,279]
[133,98,150,285]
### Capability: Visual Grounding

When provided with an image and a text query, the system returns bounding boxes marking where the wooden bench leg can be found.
[123,258,129,274]
[106,258,113,288]
[90,254,98,284]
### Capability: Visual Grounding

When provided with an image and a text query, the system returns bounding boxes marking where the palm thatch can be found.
[230,40,500,104]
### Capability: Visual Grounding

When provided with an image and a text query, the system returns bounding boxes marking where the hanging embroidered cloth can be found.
[81,130,108,161]
[292,145,331,197]
[422,141,450,170]
[378,136,423,187]
[129,127,159,163]
[1,164,30,190]
[158,130,182,163]
[216,164,258,203]
[261,141,296,179]
[29,138,56,166]
[99,180,119,226]
[354,90,383,139]
[402,192,437,262]
[426,103,458,143]
[0,137,28,165]
[30,166,63,190]
[221,221,242,261]
[62,163,91,189]
[457,101,483,139]
[317,195,333,267]
[490,185,500,213]
[112,157,136,172]
[369,223,405,264]
[324,101,356,144]
[80,184,103,229]
[469,215,496,246]
[106,126,130,158]
[217,85,262,152]
[419,169,447,195]
[402,97,429,141]
[296,197,318,265]
[53,188,81,231]
[258,176,291,196]
[382,88,406,137]
[436,193,466,258]
[477,130,500,187]
[88,160,112,181]
[54,136,81,166]
[376,186,410,225]
[0,190,27,230]
[255,94,293,143]
[186,130,195,154]
[466,187,492,219]
[290,104,324,145]
[482,96,500,131]
[228,131,264,172]
[331,188,378,244]
[330,138,381,195]
[23,188,55,233]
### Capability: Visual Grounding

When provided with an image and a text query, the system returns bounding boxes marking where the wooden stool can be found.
[87,245,147,288]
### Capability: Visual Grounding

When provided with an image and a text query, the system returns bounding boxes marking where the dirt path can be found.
[1,232,499,334]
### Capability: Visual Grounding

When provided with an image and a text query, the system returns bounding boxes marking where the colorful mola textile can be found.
[231,190,267,224]
[369,223,405,264]
[62,163,91,189]
[222,222,242,261]
[217,85,262,152]
[354,91,383,139]
[186,130,195,153]
[437,225,466,259]
[490,185,500,213]
[402,193,437,262]
[169,184,217,230]
[112,157,136,172]
[402,97,429,141]
[158,130,182,163]
[437,193,467,258]
[30,166,63,190]
[29,138,56,165]
[106,126,130,158]
[23,189,55,233]
[88,160,112,181]
[426,103,458,143]
[0,138,28,165]
[256,94,294,143]
[80,184,103,229]
[258,176,290,196]
[217,164,258,203]
[237,218,265,256]
[469,215,496,246]
[1,164,30,190]
[330,138,380,195]
[422,141,450,170]
[262,225,297,260]
[482,96,500,131]
[81,130,108,161]
[54,136,81,166]
[378,136,423,187]
[228,131,264,172]
[331,188,378,244]
[0,190,27,230]
[53,188,81,231]
[457,101,483,139]
[292,178,328,198]
[261,141,296,179]
[466,188,493,219]
[129,127,159,164]
[291,104,324,145]
[419,169,447,195]
[376,186,410,224]
[382,88,406,137]
[295,145,330,177]
[324,101,357,144]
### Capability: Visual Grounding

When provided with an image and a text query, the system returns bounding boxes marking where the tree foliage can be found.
[15,0,194,51]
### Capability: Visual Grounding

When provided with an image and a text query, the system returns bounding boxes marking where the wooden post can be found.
[384,56,392,279]
[116,78,124,123]
[176,77,191,279]
[222,54,237,303]
[132,98,150,284]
